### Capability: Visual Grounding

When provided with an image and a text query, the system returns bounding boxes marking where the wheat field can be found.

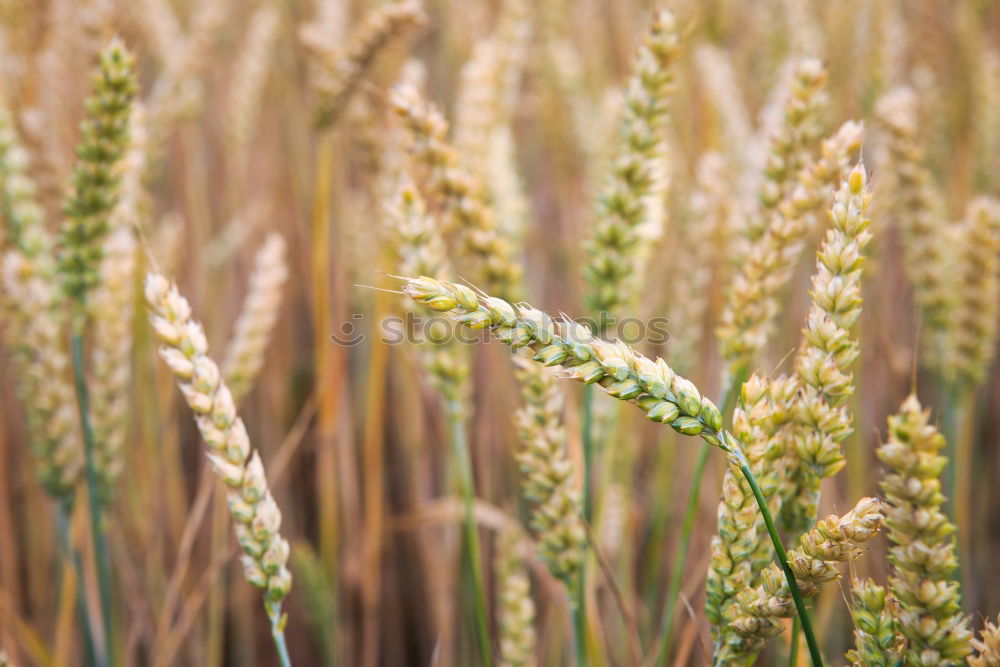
[0,0,998,665]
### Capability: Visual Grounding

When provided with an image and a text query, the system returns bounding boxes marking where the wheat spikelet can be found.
[512,357,586,593]
[144,273,293,617]
[401,276,726,442]
[846,578,904,666]
[390,84,522,301]
[779,163,871,534]
[874,85,953,332]
[878,394,972,665]
[972,616,1000,667]
[582,8,681,320]
[724,497,884,659]
[495,524,537,667]
[943,197,1000,388]
[221,233,289,403]
[58,38,136,302]
[227,5,280,152]
[307,1,426,130]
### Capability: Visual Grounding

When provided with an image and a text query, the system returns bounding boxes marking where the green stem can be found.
[573,583,587,667]
[729,445,822,667]
[446,400,492,667]
[57,503,99,667]
[789,615,800,666]
[267,602,293,667]
[70,319,113,667]
[656,372,744,666]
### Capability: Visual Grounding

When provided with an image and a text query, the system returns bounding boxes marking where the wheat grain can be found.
[582,8,681,320]
[846,578,903,666]
[307,1,426,130]
[495,524,537,667]
[145,273,293,619]
[878,394,972,665]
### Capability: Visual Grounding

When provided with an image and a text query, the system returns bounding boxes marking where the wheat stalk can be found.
[306,0,426,130]
[144,272,293,663]
[221,233,289,403]
[582,8,681,320]
[878,394,972,664]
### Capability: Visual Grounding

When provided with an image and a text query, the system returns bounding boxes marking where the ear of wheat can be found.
[725,497,884,658]
[846,578,903,666]
[495,524,537,667]
[306,0,426,130]
[780,163,871,534]
[512,357,586,594]
[144,273,293,657]
[221,233,289,403]
[58,38,136,303]
[227,4,281,152]
[878,394,972,664]
[390,84,522,301]
[972,616,1000,667]
[582,8,681,320]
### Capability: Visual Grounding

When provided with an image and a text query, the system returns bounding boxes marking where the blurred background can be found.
[0,0,998,665]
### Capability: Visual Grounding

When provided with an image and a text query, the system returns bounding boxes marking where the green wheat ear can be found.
[58,37,137,303]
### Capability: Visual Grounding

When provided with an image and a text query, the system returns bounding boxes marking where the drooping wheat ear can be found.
[582,8,681,320]
[58,38,136,303]
[144,273,293,626]
[390,85,522,301]
[1,252,82,501]
[878,394,972,665]
[221,233,289,403]
[454,0,531,171]
[401,276,726,443]
[706,373,799,661]
[846,578,904,666]
[495,524,537,667]
[972,616,1000,666]
[307,0,426,130]
[725,497,884,659]
[874,86,953,332]
[390,178,470,404]
[512,357,586,594]
[943,197,1000,388]
[779,163,871,534]
[227,5,280,152]
[0,101,49,255]
[716,59,832,374]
